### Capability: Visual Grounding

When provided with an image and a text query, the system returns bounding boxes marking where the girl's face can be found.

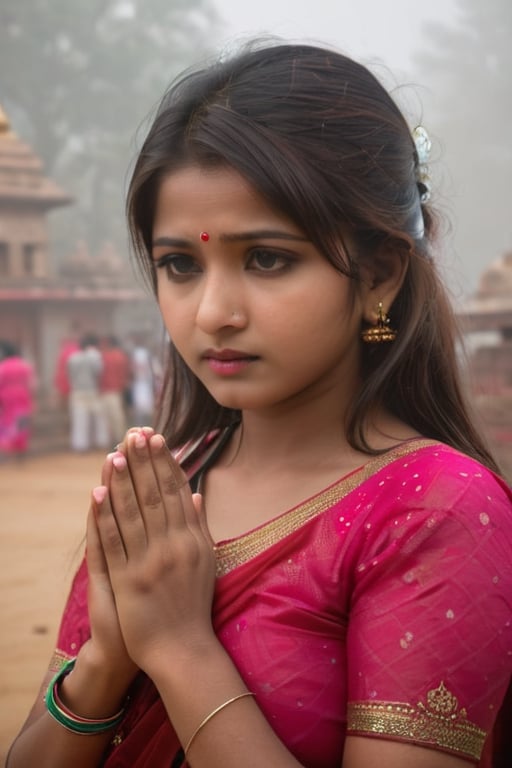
[151,165,368,414]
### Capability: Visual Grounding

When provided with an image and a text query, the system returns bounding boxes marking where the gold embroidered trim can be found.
[214,439,437,576]
[49,648,74,673]
[347,681,486,760]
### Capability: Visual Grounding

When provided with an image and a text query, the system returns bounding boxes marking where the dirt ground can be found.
[0,450,106,765]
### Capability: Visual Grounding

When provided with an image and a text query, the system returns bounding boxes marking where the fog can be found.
[213,0,511,300]
[214,0,458,74]
[0,0,510,302]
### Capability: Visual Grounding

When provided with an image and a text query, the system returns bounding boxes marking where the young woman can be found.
[7,41,512,768]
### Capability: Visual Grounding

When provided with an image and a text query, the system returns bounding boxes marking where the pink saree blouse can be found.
[52,437,512,767]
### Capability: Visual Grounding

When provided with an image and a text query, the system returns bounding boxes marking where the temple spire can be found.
[0,104,15,137]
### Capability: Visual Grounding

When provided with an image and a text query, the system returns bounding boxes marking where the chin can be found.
[207,387,270,412]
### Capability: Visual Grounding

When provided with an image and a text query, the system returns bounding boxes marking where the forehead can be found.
[153,164,297,232]
[158,164,258,204]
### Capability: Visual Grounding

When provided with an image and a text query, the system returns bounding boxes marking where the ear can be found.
[359,245,409,324]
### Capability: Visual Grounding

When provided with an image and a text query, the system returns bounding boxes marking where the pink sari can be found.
[52,436,512,767]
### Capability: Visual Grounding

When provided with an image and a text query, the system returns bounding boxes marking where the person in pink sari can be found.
[7,41,512,768]
[0,340,35,458]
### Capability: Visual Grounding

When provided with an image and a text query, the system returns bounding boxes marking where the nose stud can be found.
[200,231,210,242]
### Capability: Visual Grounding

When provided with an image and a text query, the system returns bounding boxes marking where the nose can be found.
[195,270,247,334]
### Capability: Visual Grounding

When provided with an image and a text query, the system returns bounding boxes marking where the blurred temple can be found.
[0,104,156,411]
[458,249,512,479]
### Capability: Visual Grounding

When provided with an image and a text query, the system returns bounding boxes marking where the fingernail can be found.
[135,432,146,449]
[113,454,127,471]
[149,434,165,451]
[92,486,107,504]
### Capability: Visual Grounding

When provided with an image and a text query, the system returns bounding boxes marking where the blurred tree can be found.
[0,0,221,259]
[414,0,511,295]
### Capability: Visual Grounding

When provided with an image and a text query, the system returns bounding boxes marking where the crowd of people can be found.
[54,331,162,452]
[0,331,162,460]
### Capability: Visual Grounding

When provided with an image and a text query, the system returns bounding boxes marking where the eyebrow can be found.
[152,230,309,249]
[220,230,309,243]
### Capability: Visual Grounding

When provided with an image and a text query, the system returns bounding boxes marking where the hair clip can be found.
[412,125,432,203]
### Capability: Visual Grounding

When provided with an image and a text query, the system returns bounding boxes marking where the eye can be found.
[154,254,201,279]
[246,248,294,273]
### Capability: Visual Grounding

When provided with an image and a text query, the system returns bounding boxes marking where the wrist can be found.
[58,647,136,720]
[45,659,126,735]
[142,634,241,703]
[140,629,222,683]
[79,639,138,684]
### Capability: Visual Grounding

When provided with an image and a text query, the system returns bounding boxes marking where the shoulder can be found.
[352,441,512,562]
[381,440,511,514]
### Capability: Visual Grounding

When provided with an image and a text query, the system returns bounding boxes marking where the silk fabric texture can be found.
[52,436,512,767]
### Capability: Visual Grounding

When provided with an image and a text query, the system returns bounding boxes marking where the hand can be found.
[94,431,217,674]
[83,484,139,683]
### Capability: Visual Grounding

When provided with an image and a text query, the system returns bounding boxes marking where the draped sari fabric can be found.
[52,437,512,767]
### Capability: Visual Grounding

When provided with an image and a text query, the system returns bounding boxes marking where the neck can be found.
[223,401,418,475]
[225,389,349,473]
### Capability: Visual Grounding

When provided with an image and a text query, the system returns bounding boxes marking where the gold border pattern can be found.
[347,681,486,760]
[49,648,74,673]
[214,439,436,576]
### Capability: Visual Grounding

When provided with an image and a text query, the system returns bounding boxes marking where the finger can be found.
[147,433,197,534]
[113,428,135,457]
[87,492,119,600]
[108,449,150,559]
[101,452,115,487]
[117,426,155,455]
[121,431,169,540]
[92,482,129,570]
[86,497,109,578]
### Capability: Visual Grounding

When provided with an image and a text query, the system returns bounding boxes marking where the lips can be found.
[202,348,259,376]
[203,348,257,362]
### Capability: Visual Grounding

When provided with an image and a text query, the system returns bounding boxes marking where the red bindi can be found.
[200,231,210,241]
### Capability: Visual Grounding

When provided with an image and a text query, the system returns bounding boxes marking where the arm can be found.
[342,737,476,768]
[341,456,512,768]
[95,430,306,767]
[6,652,132,768]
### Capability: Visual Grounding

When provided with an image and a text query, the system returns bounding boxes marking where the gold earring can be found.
[361,302,397,343]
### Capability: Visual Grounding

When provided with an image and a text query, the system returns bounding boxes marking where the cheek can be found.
[275,288,357,340]
[157,293,188,341]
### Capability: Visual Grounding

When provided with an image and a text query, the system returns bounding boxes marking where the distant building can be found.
[457,249,512,478]
[0,104,157,404]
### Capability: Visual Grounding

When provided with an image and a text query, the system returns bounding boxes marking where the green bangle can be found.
[45,657,125,735]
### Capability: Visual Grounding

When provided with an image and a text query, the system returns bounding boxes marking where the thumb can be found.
[86,488,110,578]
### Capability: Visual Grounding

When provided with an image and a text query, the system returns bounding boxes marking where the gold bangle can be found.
[184,692,255,756]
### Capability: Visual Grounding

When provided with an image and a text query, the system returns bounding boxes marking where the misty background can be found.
[0,0,510,301]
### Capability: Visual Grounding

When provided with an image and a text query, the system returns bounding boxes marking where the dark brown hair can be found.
[127,40,499,472]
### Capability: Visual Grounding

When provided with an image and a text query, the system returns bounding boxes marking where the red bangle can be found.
[53,677,125,724]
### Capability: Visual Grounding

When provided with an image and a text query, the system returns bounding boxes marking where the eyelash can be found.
[154,254,199,279]
[154,248,296,280]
